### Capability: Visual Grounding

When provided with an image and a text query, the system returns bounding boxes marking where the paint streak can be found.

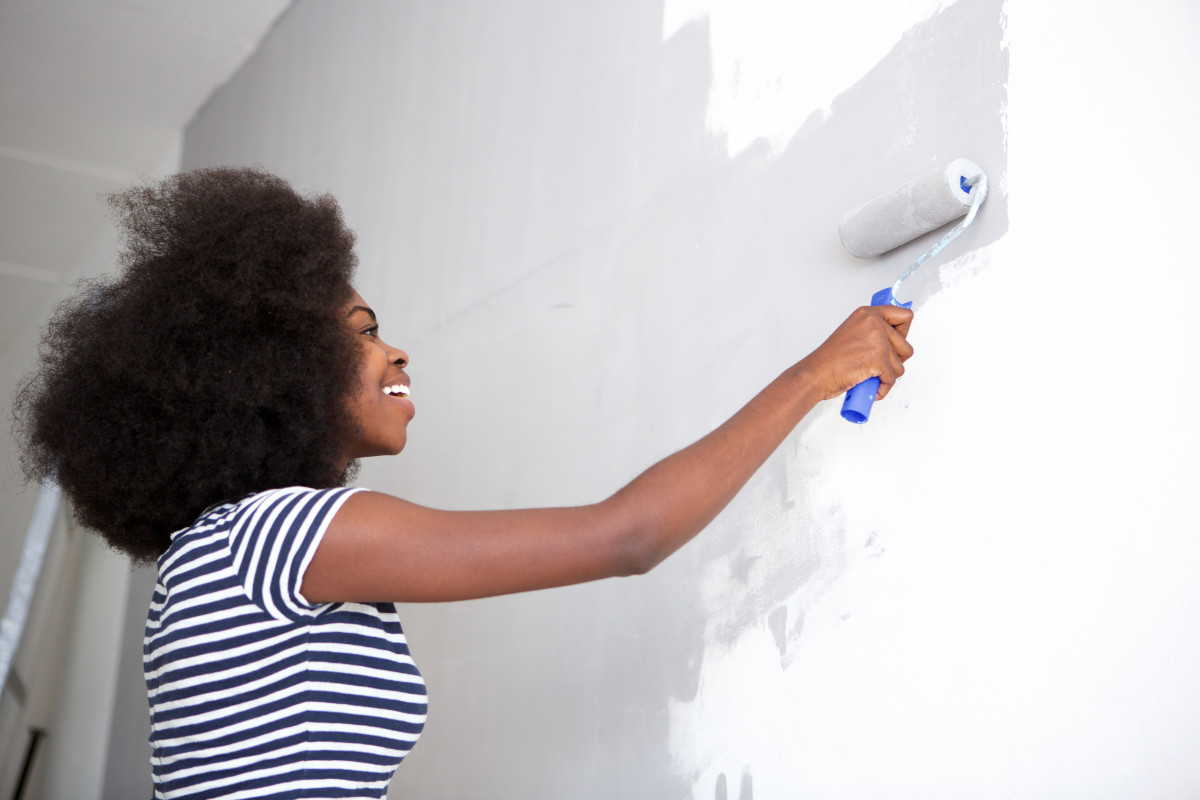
[767,606,788,659]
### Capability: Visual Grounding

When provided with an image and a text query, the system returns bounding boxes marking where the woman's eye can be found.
[362,325,380,339]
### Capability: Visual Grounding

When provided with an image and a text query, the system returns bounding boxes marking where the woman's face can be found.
[341,291,414,464]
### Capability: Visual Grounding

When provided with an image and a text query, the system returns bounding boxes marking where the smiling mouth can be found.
[382,384,410,399]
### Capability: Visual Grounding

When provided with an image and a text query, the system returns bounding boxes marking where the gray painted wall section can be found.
[174,0,1200,797]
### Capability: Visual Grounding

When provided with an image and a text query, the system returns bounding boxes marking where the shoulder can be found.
[168,485,366,558]
[191,485,366,525]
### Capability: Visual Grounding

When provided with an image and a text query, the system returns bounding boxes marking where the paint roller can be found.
[837,157,988,423]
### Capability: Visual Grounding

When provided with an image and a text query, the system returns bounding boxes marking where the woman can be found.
[14,167,913,799]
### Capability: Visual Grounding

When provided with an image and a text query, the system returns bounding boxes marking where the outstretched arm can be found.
[301,304,914,604]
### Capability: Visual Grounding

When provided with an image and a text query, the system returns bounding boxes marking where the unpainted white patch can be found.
[668,245,1019,794]
[661,0,954,155]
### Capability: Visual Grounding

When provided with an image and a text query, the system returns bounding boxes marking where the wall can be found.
[181,0,1200,797]
[0,152,177,799]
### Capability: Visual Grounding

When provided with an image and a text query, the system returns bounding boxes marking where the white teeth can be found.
[383,384,409,398]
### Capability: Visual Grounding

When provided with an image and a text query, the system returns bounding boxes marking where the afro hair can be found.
[13,167,363,563]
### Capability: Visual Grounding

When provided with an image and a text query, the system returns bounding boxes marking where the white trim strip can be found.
[0,483,61,698]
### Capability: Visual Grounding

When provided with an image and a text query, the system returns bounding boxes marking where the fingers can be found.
[875,347,907,400]
[886,319,915,361]
[798,304,916,402]
[859,305,913,401]
[874,303,914,337]
[864,305,914,362]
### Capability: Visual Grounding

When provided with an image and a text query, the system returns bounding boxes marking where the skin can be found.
[302,293,914,604]
[340,294,414,461]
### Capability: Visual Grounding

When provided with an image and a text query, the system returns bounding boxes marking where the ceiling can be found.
[0,0,292,285]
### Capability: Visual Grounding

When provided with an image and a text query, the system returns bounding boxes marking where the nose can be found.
[389,343,409,368]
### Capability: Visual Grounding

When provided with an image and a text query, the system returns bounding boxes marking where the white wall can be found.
[181,0,1200,797]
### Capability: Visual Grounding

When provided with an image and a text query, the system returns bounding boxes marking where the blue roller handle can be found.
[840,287,912,424]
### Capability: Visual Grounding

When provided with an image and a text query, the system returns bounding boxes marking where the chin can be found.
[344,439,407,464]
[379,437,408,457]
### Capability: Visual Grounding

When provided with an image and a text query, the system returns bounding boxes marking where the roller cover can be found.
[838,158,983,258]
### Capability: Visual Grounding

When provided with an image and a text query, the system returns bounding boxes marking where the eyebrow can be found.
[347,305,377,323]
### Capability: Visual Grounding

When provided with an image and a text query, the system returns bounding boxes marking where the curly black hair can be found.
[13,167,362,564]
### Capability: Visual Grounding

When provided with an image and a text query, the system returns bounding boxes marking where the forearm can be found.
[305,305,912,603]
[604,363,824,573]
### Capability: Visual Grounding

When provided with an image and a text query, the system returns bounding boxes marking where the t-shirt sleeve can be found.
[226,486,364,620]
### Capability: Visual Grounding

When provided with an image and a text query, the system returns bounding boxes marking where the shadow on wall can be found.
[714,769,754,800]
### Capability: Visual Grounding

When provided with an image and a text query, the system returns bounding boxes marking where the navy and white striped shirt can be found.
[145,486,427,799]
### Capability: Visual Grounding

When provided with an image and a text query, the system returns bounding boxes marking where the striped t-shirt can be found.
[144,486,428,799]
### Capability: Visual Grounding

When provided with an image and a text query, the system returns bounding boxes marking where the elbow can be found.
[609,518,666,577]
[620,542,657,577]
[593,493,675,578]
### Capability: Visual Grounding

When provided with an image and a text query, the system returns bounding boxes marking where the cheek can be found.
[354,343,380,380]
[351,345,389,407]
[341,351,372,412]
